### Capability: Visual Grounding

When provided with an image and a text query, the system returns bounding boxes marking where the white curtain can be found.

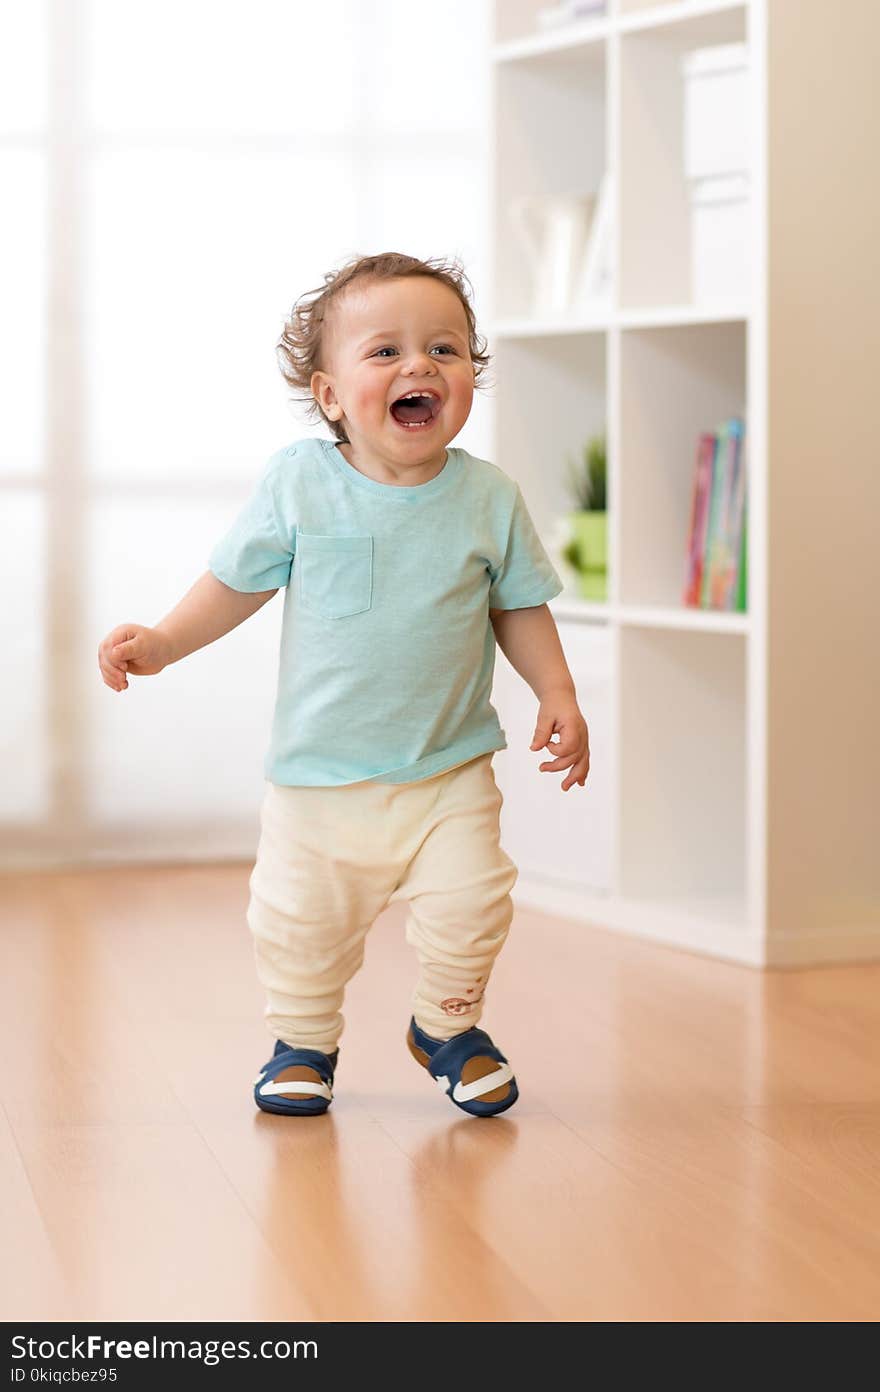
[1,0,492,867]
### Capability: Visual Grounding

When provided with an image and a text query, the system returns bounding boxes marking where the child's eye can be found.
[371,345,457,358]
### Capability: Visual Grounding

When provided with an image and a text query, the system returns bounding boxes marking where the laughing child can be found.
[97,252,590,1119]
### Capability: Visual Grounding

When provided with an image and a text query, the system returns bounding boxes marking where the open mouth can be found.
[389,390,443,430]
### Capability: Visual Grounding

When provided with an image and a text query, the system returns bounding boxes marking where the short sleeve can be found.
[488,484,564,610]
[208,456,295,592]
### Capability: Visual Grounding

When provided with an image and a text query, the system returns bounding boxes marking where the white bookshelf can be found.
[488,0,880,967]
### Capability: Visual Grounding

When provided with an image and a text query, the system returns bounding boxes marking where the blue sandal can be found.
[253,1038,338,1116]
[406,1017,519,1117]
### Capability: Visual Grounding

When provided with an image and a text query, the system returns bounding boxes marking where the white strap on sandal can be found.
[435,1063,515,1104]
[255,1077,333,1101]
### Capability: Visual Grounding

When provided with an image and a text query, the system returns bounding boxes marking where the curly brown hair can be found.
[276,251,493,443]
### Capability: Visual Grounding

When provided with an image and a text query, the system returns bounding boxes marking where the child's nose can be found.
[403,351,436,373]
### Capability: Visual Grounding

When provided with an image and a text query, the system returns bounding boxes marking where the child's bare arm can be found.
[98,571,277,692]
[490,603,575,701]
[490,603,590,790]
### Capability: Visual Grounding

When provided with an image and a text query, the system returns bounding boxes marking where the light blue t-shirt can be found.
[208,436,563,786]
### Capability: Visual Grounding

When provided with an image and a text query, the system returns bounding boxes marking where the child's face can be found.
[311,277,475,461]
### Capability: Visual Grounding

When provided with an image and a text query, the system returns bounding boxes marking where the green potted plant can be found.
[561,433,608,601]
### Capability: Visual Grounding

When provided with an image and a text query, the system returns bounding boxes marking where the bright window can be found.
[3,0,491,864]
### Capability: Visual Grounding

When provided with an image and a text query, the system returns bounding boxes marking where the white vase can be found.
[509,193,595,316]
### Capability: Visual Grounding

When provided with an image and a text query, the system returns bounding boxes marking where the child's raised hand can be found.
[529,693,590,792]
[98,624,172,691]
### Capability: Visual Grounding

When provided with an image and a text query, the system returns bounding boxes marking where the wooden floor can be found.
[2,864,879,1322]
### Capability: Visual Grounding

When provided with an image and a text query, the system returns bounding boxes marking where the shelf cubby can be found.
[617,318,745,610]
[493,39,606,323]
[493,331,607,542]
[618,1,746,36]
[494,0,608,48]
[618,624,746,905]
[495,621,613,896]
[618,3,747,308]
[619,0,664,15]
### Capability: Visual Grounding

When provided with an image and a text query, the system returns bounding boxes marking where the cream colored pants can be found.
[247,752,518,1055]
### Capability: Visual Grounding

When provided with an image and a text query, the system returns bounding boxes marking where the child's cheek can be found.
[356,383,385,418]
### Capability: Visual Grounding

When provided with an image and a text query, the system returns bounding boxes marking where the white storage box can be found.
[689,173,750,302]
[682,42,750,179]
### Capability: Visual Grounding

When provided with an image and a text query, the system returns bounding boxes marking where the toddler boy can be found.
[97,252,590,1118]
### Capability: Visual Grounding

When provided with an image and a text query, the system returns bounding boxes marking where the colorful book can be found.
[735,502,748,612]
[718,420,746,612]
[712,417,745,609]
[700,420,729,607]
[683,432,717,606]
[683,416,748,612]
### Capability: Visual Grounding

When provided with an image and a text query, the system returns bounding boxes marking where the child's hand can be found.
[98,624,172,691]
[530,691,590,792]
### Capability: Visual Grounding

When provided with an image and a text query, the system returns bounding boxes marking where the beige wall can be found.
[767,0,880,953]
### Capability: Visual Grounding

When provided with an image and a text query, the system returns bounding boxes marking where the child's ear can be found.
[310,370,342,421]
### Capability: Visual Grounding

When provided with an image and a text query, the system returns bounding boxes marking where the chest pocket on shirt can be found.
[297,532,373,619]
